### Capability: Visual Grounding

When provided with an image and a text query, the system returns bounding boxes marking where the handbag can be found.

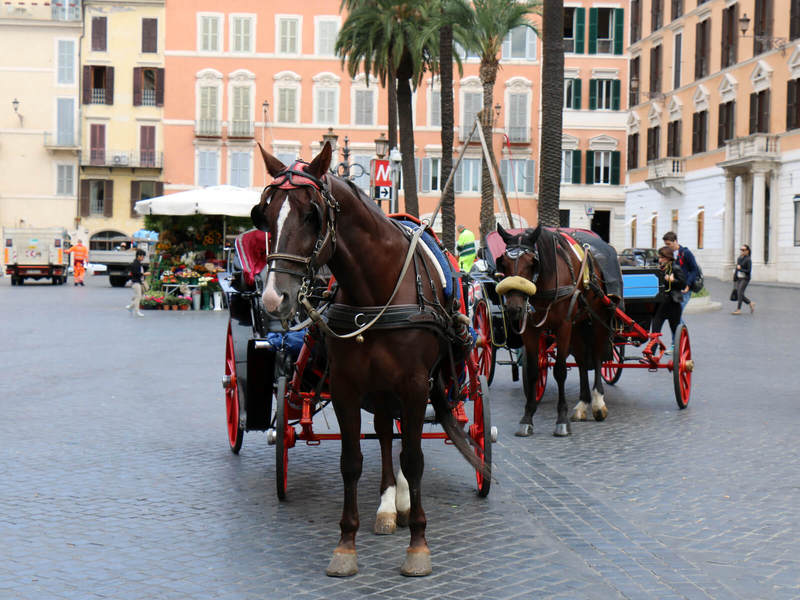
[730,287,738,302]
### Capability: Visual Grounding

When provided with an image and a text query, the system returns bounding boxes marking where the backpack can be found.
[690,264,704,292]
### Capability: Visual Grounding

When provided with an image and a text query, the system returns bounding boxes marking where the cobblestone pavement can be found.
[1,274,798,599]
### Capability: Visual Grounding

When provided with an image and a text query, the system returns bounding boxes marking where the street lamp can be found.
[630,76,664,102]
[11,98,22,125]
[738,13,788,54]
[374,133,389,159]
[261,100,269,183]
[321,128,354,179]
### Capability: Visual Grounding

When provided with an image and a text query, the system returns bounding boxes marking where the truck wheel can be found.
[109,276,127,287]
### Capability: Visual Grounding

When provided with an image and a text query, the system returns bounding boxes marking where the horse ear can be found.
[497,222,513,244]
[307,142,333,180]
[251,202,268,232]
[257,142,286,178]
[523,225,542,246]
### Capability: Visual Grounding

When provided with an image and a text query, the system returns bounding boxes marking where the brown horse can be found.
[495,224,615,437]
[250,143,487,577]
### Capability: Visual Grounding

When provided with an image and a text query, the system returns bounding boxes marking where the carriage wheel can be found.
[601,343,625,385]
[275,375,289,500]
[672,324,693,409]
[472,375,492,497]
[522,336,549,402]
[471,300,495,384]
[224,322,244,454]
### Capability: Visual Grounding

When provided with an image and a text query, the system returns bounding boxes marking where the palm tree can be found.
[537,0,564,228]
[462,0,539,239]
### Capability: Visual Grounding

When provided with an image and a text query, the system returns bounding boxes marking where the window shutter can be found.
[524,160,535,193]
[499,159,509,190]
[80,180,90,216]
[588,8,598,54]
[718,103,726,146]
[454,162,463,193]
[103,180,114,217]
[760,90,770,132]
[92,17,107,51]
[83,66,92,104]
[692,113,700,153]
[105,67,114,104]
[585,151,595,184]
[573,79,582,109]
[589,79,597,110]
[613,8,624,54]
[526,29,537,59]
[142,18,157,53]
[130,181,140,217]
[575,8,586,53]
[749,93,758,134]
[133,68,142,106]
[571,150,582,183]
[502,34,511,59]
[611,79,621,110]
[611,151,620,185]
[155,68,165,106]
[156,181,164,196]
[422,158,431,193]
[694,23,703,79]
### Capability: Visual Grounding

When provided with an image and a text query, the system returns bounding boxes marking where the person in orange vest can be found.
[66,239,89,286]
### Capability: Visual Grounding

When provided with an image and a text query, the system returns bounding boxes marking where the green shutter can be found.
[588,8,598,54]
[573,79,582,109]
[611,151,620,185]
[612,79,621,110]
[585,151,595,184]
[571,150,582,183]
[613,8,624,55]
[575,8,586,54]
[589,79,597,110]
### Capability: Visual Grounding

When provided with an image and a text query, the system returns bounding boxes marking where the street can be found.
[1,274,799,599]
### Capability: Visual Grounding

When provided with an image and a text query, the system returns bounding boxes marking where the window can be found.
[671,0,683,20]
[56,98,74,146]
[57,40,75,85]
[695,19,711,79]
[199,15,221,52]
[753,0,773,55]
[630,56,640,106]
[84,65,114,104]
[590,79,620,110]
[228,15,253,53]
[697,207,704,248]
[130,181,162,217]
[649,45,662,94]
[198,86,220,134]
[454,42,480,61]
[315,87,337,125]
[749,90,770,134]
[507,93,529,142]
[628,133,639,169]
[500,159,534,193]
[278,17,300,54]
[52,0,80,21]
[89,180,108,215]
[140,126,156,167]
[354,89,374,125]
[787,80,800,131]
[133,68,164,107]
[316,18,338,56]
[91,16,107,52]
[277,87,297,123]
[651,0,663,32]
[564,78,582,109]
[231,86,252,136]
[667,120,681,156]
[230,151,251,187]
[631,0,641,43]
[792,0,800,40]
[673,32,682,90]
[90,124,105,165]
[276,152,296,166]
[592,8,618,54]
[454,158,481,192]
[795,198,800,245]
[692,111,708,153]
[589,150,616,184]
[647,126,661,161]
[57,165,74,195]
[721,5,738,69]
[421,157,441,192]
[502,26,536,60]
[563,8,585,53]
[719,100,736,145]
[562,149,582,183]
[198,150,219,186]
[430,89,441,127]
[142,18,157,53]
[461,91,482,138]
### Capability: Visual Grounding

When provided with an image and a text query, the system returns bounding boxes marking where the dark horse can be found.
[250,143,487,577]
[495,224,616,437]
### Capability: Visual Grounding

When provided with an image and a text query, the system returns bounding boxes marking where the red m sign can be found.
[371,159,392,187]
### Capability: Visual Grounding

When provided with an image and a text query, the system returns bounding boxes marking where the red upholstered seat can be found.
[234,229,268,288]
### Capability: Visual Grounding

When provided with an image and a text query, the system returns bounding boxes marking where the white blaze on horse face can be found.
[262,200,291,312]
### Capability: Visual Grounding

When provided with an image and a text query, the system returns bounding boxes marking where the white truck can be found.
[88,236,153,287]
[3,227,71,285]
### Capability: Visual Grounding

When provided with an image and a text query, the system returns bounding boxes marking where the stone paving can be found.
[1,273,798,599]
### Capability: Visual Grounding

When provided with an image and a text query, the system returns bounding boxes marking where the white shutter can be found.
[526,29,537,59]
[502,33,512,59]
[58,40,74,84]
[454,162,463,193]
[500,159,509,191]
[525,160,535,193]
[57,98,74,145]
[421,158,431,193]
[430,90,441,127]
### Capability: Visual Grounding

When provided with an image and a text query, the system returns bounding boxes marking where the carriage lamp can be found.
[374,133,389,159]
[322,127,339,154]
[738,13,788,54]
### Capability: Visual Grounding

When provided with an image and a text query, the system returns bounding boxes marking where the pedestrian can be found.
[125,249,148,317]
[456,224,477,272]
[651,246,687,352]
[66,239,88,286]
[731,244,755,315]
[661,231,699,317]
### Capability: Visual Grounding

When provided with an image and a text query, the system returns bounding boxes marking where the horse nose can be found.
[262,287,286,313]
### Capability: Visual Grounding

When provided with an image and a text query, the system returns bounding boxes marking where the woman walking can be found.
[652,246,687,352]
[732,244,754,315]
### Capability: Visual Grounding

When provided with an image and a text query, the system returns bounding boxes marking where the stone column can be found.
[750,168,767,268]
[722,173,736,272]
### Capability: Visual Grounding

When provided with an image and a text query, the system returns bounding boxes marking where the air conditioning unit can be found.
[112,153,129,166]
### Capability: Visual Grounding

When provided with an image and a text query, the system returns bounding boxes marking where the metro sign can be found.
[371,158,392,201]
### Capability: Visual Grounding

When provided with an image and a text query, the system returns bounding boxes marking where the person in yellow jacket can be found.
[66,239,89,286]
[456,225,477,272]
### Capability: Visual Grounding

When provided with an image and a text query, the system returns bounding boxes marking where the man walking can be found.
[66,239,88,286]
[125,249,148,317]
[456,224,477,272]
[662,231,699,316]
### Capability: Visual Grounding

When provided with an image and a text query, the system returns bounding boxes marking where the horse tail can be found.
[430,372,491,480]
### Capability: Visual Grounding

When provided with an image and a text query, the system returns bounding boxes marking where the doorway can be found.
[591,210,610,242]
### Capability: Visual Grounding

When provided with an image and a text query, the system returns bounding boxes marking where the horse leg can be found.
[516,328,542,437]
[553,325,572,437]
[325,383,363,577]
[591,323,609,422]
[374,406,398,535]
[571,325,591,422]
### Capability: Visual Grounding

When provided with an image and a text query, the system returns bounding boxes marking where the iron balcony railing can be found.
[195,119,221,137]
[228,120,255,138]
[141,89,156,106]
[91,89,107,104]
[80,150,164,168]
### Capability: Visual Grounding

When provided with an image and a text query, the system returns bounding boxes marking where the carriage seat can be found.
[234,229,268,288]
[392,216,455,301]
[566,230,624,304]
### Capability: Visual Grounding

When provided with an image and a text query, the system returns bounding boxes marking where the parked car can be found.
[619,247,658,267]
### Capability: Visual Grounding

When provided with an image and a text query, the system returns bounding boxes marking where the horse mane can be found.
[327,173,388,221]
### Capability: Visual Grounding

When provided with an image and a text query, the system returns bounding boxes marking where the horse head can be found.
[250,142,334,320]
[494,223,542,326]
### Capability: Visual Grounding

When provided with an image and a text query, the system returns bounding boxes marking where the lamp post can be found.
[261,100,269,184]
[12,98,22,126]
[374,133,389,159]
[738,13,788,54]
[389,147,402,214]
[321,127,355,180]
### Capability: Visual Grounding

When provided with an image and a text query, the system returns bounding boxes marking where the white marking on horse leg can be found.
[572,400,589,421]
[395,468,410,527]
[374,485,397,535]
[591,388,608,421]
[262,200,291,312]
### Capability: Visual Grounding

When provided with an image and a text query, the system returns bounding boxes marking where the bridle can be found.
[501,241,541,335]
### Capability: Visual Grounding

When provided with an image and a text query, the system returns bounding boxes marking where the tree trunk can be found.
[397,75,419,216]
[387,57,399,150]
[479,61,498,240]
[439,24,456,251]
[537,0,565,227]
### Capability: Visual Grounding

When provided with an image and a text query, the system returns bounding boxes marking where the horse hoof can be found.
[570,412,587,422]
[374,512,397,535]
[326,550,358,577]
[592,406,608,421]
[553,423,571,437]
[401,547,432,577]
[396,510,410,528]
[515,423,534,437]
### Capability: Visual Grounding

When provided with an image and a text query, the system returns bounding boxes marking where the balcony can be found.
[645,157,685,195]
[717,134,780,173]
[141,89,157,106]
[91,89,107,104]
[228,120,255,138]
[506,127,530,144]
[43,132,79,152]
[80,150,163,169]
[195,119,221,137]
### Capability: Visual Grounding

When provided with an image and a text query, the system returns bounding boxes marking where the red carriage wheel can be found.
[471,375,492,497]
[224,321,244,454]
[601,343,625,385]
[522,336,549,403]
[673,324,693,409]
[275,375,289,500]
[471,299,495,384]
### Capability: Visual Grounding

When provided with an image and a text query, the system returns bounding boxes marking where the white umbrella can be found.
[134,185,260,217]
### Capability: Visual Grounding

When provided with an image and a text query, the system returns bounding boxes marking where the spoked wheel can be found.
[224,321,244,454]
[471,300,495,385]
[523,336,549,402]
[275,375,289,500]
[672,324,693,409]
[601,343,625,385]
[471,375,493,497]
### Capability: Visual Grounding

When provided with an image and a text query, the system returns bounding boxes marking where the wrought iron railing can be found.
[195,119,221,136]
[229,120,254,137]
